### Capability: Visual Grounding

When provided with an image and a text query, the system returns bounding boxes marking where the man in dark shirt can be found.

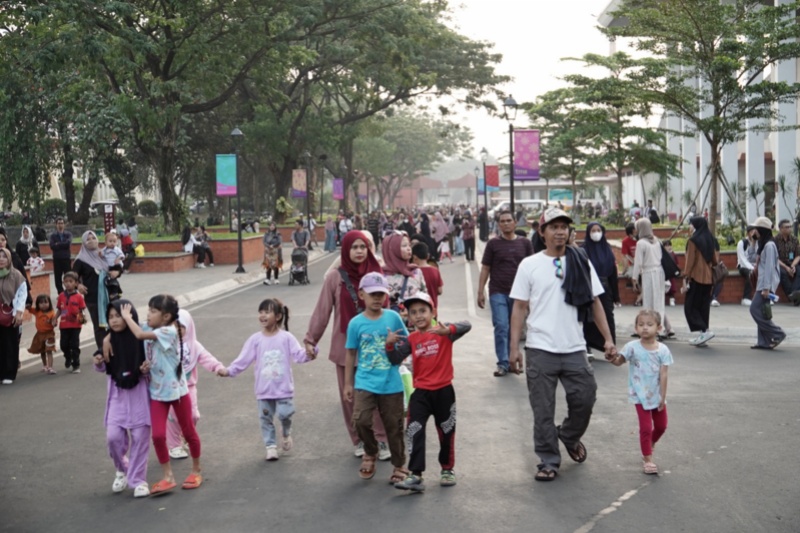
[48,217,72,294]
[775,219,800,305]
[478,210,534,377]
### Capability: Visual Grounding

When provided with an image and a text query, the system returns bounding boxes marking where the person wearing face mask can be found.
[582,222,620,351]
[737,226,759,306]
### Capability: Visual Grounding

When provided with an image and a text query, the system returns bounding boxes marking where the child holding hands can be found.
[218,299,316,461]
[344,273,409,483]
[390,292,471,492]
[607,309,673,475]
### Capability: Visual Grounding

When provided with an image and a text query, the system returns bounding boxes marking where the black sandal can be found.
[557,425,587,463]
[534,469,558,482]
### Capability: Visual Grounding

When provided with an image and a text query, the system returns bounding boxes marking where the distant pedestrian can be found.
[509,208,617,482]
[478,210,533,377]
[93,299,151,498]
[49,217,72,294]
[55,271,86,373]
[749,217,787,349]
[461,210,476,262]
[681,217,718,346]
[324,216,337,252]
[27,294,57,374]
[392,292,471,492]
[736,227,759,306]
[608,309,672,476]
[218,298,316,461]
[262,223,283,285]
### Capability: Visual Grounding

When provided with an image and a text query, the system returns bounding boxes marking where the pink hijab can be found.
[382,233,417,277]
[178,309,205,375]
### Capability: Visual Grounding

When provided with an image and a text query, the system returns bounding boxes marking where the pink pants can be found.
[107,425,150,488]
[167,385,199,450]
[636,403,668,456]
[151,396,201,464]
[336,364,387,445]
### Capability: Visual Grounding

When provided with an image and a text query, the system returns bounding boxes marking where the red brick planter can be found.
[128,253,195,273]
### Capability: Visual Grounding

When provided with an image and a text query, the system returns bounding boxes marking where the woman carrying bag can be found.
[681,216,718,347]
[0,248,27,384]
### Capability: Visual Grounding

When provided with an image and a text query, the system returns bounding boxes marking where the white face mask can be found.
[590,232,603,242]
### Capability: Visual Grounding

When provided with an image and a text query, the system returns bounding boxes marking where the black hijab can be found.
[106,299,146,389]
[582,222,616,278]
[688,216,715,263]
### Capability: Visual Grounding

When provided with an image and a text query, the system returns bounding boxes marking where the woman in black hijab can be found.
[681,216,718,346]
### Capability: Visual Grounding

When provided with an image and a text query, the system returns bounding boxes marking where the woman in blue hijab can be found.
[582,222,619,349]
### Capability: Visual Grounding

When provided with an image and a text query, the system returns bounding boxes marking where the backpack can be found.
[648,208,660,225]
[660,243,680,279]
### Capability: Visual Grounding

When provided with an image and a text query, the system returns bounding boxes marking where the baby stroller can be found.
[289,248,310,285]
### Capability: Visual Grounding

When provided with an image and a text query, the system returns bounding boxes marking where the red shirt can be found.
[408,325,456,390]
[57,291,86,329]
[621,236,637,266]
[418,266,442,310]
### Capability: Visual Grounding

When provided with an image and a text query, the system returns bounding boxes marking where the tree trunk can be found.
[62,142,76,223]
[709,145,719,236]
[154,145,183,234]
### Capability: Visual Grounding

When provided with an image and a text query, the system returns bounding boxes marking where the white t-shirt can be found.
[510,252,605,353]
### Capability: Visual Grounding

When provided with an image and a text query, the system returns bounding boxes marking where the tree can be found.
[563,53,681,212]
[605,0,800,234]
[353,111,472,209]
[524,89,599,208]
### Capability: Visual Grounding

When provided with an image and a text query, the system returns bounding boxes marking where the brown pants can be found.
[352,390,405,468]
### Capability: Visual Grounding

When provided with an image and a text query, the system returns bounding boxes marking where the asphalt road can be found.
[1,254,798,533]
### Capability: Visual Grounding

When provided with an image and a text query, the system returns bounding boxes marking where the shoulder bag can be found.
[660,243,680,279]
[711,260,728,286]
[0,303,14,327]
[338,268,363,314]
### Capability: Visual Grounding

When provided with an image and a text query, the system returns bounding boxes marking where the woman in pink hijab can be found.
[382,232,428,309]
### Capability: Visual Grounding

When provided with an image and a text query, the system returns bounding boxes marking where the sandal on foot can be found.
[534,469,558,482]
[769,337,785,349]
[389,467,410,484]
[557,426,587,463]
[150,479,177,495]
[643,461,658,475]
[182,473,203,490]
[359,455,376,480]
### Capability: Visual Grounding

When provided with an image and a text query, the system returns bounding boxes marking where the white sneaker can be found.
[699,331,715,345]
[669,298,676,307]
[71,368,81,374]
[377,441,391,461]
[266,446,279,461]
[354,441,365,457]
[197,263,206,269]
[169,446,189,459]
[209,263,215,267]
[274,279,280,285]
[742,298,752,306]
[133,484,150,498]
[282,435,293,452]
[1,379,12,385]
[112,471,127,493]
[711,299,720,307]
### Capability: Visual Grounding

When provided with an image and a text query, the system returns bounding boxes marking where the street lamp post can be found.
[231,127,245,273]
[480,147,489,214]
[318,154,327,219]
[502,96,518,215]
[474,165,480,210]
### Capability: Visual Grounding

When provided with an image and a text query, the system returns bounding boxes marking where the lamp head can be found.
[230,127,244,147]
[502,96,518,122]
[480,147,488,162]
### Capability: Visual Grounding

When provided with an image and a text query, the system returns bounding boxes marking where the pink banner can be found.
[332,178,344,200]
[514,129,540,180]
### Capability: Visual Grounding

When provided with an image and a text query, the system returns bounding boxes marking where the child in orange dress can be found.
[28,294,57,374]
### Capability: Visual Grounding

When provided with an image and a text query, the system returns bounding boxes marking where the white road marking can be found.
[465,261,477,318]
[573,483,651,533]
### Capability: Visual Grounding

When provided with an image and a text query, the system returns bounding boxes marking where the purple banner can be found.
[291,169,307,198]
[514,129,540,180]
[332,178,344,200]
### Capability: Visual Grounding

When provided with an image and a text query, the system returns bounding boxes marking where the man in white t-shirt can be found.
[508,208,617,482]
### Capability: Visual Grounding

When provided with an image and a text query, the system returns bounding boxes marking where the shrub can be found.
[42,198,67,222]
[137,200,159,217]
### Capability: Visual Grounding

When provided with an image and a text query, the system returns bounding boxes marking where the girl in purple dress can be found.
[93,299,151,498]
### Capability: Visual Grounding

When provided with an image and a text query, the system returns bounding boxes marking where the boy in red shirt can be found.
[390,292,470,492]
[55,272,86,373]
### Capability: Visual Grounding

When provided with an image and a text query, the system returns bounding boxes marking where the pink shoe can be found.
[47,368,57,375]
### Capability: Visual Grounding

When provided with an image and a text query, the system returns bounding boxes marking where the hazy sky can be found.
[446,0,612,161]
